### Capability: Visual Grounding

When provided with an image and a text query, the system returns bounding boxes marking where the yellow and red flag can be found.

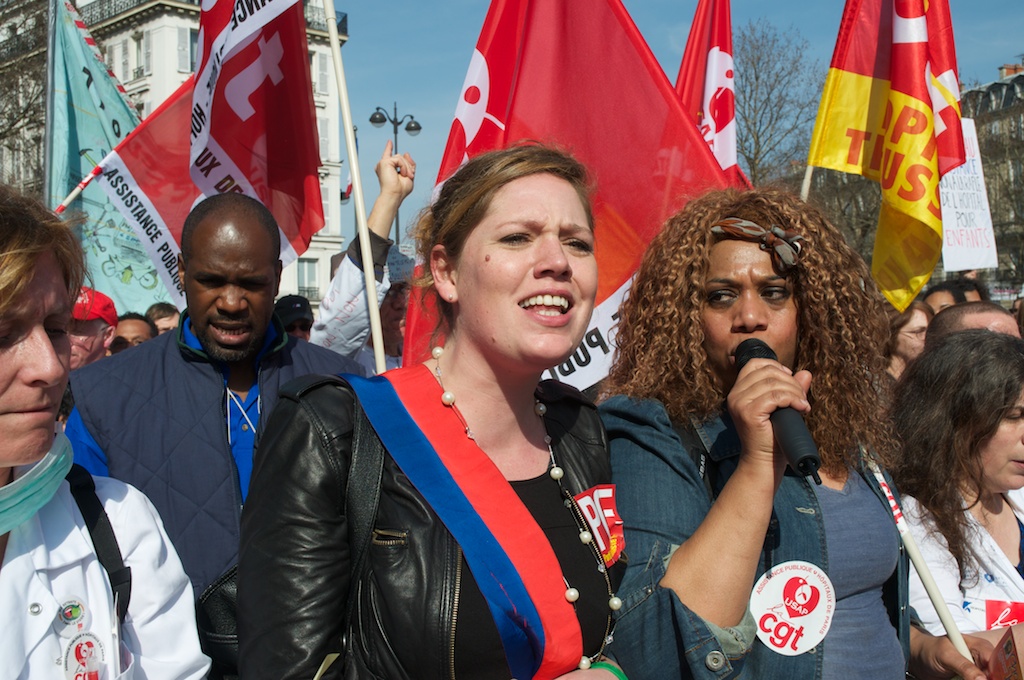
[807,0,965,310]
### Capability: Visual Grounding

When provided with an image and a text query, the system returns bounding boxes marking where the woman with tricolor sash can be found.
[598,188,990,680]
[237,145,628,679]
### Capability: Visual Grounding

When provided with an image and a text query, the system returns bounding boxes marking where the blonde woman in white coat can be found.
[0,186,209,679]
[893,329,1024,644]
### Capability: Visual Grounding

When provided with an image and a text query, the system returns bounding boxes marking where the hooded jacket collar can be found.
[175,311,286,369]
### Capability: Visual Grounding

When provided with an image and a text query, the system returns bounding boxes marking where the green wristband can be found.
[590,661,628,680]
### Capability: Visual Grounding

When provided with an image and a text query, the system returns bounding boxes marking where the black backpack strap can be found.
[65,464,132,623]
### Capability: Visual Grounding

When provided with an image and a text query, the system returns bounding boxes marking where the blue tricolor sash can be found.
[346,366,583,679]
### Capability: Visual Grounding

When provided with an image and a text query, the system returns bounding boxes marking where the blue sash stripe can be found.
[345,374,544,679]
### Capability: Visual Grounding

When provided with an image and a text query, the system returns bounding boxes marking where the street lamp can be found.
[370,102,421,244]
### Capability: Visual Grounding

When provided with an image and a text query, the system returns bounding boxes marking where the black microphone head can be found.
[735,339,777,370]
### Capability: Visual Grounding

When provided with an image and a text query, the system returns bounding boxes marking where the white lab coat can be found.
[905,489,1024,634]
[353,346,403,376]
[0,476,210,680]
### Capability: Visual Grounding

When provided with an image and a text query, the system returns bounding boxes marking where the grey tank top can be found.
[813,471,905,679]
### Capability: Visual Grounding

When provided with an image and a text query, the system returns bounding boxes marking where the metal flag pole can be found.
[55,166,102,214]
[868,462,972,662]
[44,0,57,206]
[322,0,385,375]
[800,164,814,202]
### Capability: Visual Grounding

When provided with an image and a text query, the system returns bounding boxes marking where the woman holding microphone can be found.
[600,187,990,679]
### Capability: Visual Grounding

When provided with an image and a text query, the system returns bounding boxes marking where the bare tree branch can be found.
[733,19,824,186]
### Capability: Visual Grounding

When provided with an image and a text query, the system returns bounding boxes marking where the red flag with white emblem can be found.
[675,0,748,186]
[189,0,323,251]
[403,0,730,389]
[92,1,322,304]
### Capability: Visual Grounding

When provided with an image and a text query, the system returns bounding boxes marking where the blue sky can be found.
[334,0,1023,246]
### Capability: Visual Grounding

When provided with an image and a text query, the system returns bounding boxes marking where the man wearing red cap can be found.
[69,287,117,370]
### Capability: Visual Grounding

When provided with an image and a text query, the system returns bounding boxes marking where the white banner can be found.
[940,118,997,272]
[192,137,298,266]
[94,152,186,308]
[190,0,295,170]
[543,276,631,391]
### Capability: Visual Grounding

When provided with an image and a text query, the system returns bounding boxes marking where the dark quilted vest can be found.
[70,317,363,597]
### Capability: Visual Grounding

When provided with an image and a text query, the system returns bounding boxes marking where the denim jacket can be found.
[600,395,909,680]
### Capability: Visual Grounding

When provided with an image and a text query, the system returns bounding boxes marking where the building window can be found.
[133,30,151,79]
[317,116,329,161]
[143,29,152,75]
[120,39,128,81]
[317,52,329,95]
[320,181,331,234]
[297,258,319,300]
[178,27,199,73]
[7,142,23,184]
[309,51,329,95]
[134,36,143,78]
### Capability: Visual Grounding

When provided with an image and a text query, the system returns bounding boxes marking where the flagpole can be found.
[44,0,58,206]
[800,164,814,202]
[868,463,972,662]
[55,166,102,214]
[322,0,385,375]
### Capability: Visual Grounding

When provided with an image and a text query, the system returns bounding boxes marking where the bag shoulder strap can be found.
[672,415,718,502]
[344,389,385,622]
[65,463,132,623]
[274,373,385,679]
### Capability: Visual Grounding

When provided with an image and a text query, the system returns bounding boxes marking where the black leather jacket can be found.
[237,374,625,680]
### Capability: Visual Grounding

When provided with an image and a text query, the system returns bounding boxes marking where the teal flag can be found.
[47,0,173,315]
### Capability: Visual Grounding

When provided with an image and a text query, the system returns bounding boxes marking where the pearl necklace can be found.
[431,346,622,670]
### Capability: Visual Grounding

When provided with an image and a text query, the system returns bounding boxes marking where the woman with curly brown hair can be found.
[893,329,1024,644]
[599,187,988,680]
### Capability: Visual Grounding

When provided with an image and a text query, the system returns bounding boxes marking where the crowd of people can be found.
[3,141,1024,679]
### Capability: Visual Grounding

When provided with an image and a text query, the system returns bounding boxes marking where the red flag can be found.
[675,0,747,186]
[92,2,323,305]
[342,170,353,201]
[807,0,965,309]
[403,0,730,389]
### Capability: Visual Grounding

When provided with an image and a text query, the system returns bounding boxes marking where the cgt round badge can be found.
[63,631,105,680]
[749,560,835,656]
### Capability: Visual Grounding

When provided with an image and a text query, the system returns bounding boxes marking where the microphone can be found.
[734,339,822,485]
